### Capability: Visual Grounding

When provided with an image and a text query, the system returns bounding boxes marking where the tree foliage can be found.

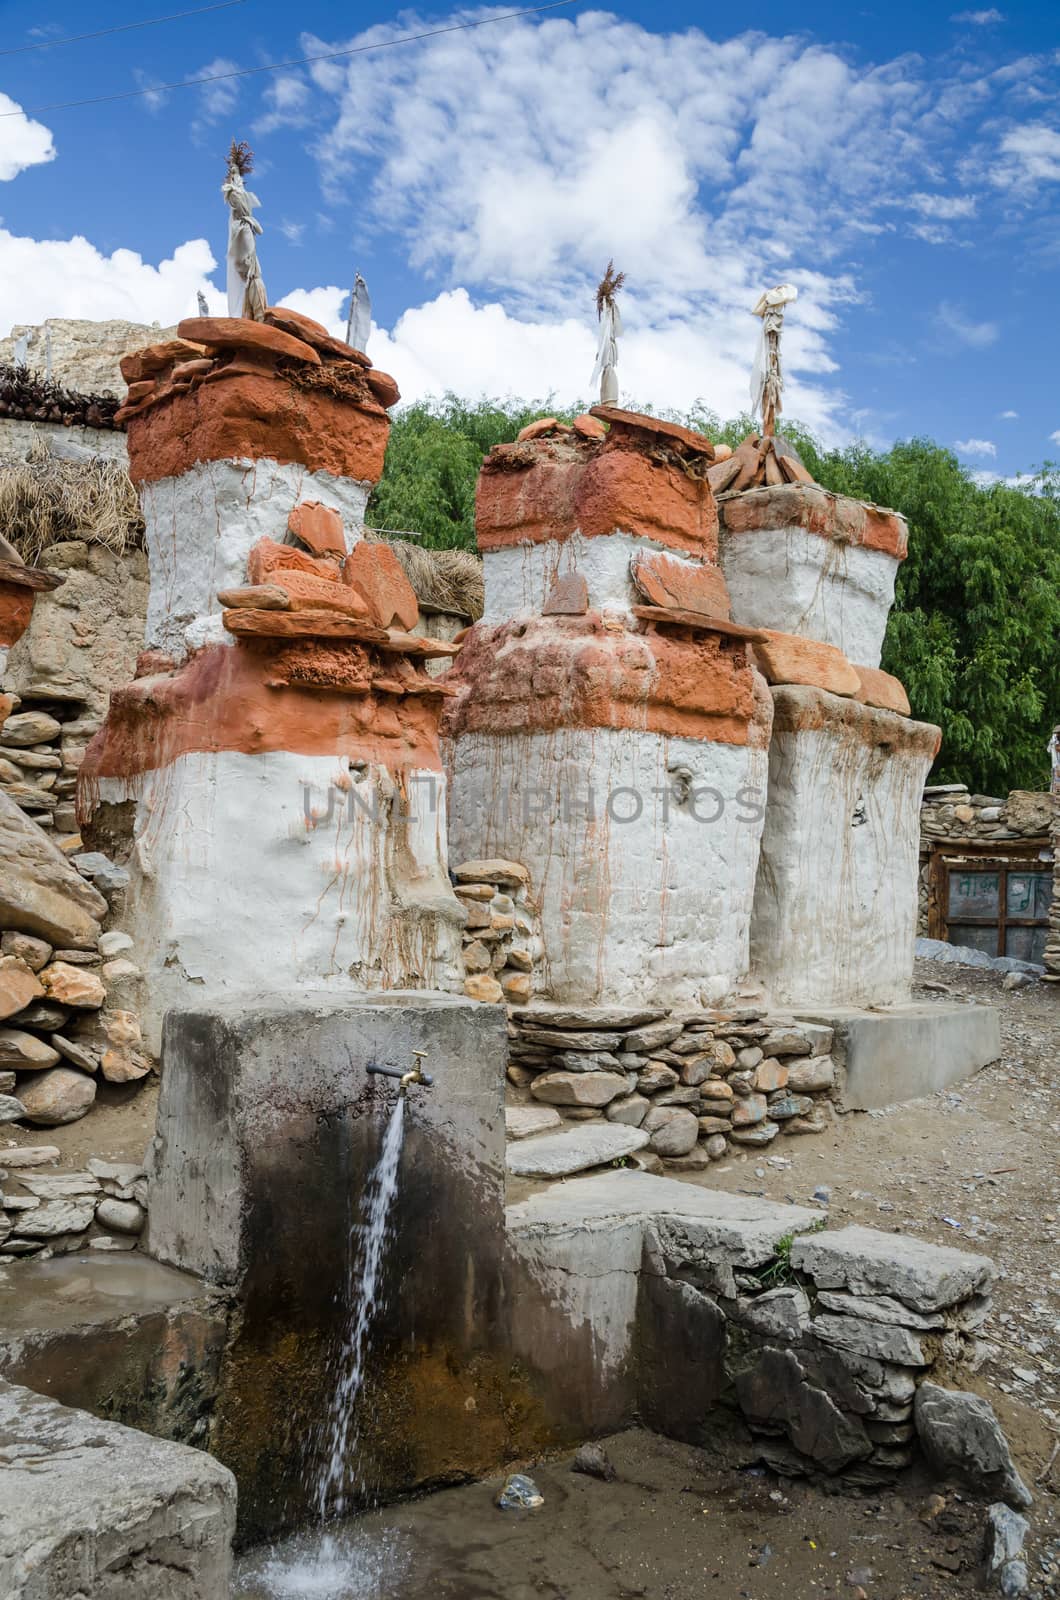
[370,395,1060,791]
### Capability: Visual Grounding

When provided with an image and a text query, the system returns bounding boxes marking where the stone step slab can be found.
[505,1106,562,1141]
[511,1006,667,1030]
[506,1123,650,1178]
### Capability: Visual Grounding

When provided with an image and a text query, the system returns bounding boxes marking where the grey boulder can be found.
[0,791,106,948]
[914,1383,1032,1508]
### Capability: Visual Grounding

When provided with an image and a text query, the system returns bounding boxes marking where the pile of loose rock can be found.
[0,1147,146,1260]
[507,1004,835,1164]
[0,700,95,839]
[0,758,150,1133]
[455,859,543,1007]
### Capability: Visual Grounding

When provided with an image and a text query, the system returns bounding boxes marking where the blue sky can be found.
[0,0,1057,476]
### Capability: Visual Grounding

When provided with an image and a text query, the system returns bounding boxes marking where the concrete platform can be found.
[793,1002,1001,1111]
[0,1377,234,1599]
[0,1253,229,1441]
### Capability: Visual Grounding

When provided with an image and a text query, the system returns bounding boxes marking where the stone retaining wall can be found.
[511,1172,1026,1499]
[917,782,1052,930]
[0,1151,146,1261]
[659,1219,999,1485]
[507,1003,835,1169]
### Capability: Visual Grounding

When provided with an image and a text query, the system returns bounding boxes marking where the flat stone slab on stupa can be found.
[506,1123,649,1177]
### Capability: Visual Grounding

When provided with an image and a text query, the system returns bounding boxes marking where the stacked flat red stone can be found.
[115,308,398,485]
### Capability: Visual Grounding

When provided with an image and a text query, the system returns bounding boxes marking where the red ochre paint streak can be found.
[442,614,769,748]
[78,641,446,786]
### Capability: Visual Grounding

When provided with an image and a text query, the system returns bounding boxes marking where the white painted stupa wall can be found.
[141,458,372,660]
[449,726,769,1006]
[480,531,715,624]
[750,700,936,1007]
[99,749,464,1050]
[718,525,898,668]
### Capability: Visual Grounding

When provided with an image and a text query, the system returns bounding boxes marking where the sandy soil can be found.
[234,1428,1031,1599]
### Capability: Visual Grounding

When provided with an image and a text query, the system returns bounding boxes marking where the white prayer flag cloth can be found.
[750,283,798,426]
[222,165,267,321]
[592,300,623,405]
[348,274,371,353]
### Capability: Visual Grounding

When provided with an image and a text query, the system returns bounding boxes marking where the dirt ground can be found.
[233,1427,1039,1599]
[0,1077,157,1170]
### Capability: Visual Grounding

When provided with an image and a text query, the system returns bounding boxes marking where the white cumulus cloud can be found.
[0,94,55,182]
[955,437,997,456]
[0,229,223,333]
[951,9,1005,23]
[995,123,1060,186]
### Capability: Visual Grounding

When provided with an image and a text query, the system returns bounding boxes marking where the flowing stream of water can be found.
[236,1095,410,1598]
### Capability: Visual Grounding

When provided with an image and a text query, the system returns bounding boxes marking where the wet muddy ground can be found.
[233,1427,1033,1600]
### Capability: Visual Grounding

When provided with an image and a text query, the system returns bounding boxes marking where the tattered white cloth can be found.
[222,165,267,321]
[348,273,371,353]
[750,283,798,428]
[592,299,623,406]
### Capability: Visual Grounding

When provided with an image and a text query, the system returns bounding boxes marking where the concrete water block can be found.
[146,991,550,1542]
[0,1254,228,1445]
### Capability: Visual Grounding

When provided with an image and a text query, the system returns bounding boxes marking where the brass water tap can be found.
[399,1050,433,1091]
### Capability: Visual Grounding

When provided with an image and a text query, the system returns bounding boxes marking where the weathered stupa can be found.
[80,306,465,1042]
[444,398,772,1006]
[446,276,941,1015]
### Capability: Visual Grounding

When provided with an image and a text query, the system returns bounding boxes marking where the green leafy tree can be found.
[806,439,1060,792]
[367,396,576,549]
[371,394,1060,791]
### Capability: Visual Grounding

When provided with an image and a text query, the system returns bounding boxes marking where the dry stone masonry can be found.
[506,1002,836,1175]
[453,857,542,1005]
[0,1150,147,1261]
[918,782,1055,968]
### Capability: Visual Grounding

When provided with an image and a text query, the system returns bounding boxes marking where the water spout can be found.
[366,1050,435,1090]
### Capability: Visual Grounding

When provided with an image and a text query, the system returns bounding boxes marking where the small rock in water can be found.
[571,1442,616,1482]
[495,1472,544,1511]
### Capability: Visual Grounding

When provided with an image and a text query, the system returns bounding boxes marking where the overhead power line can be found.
[0,1,249,58]
[0,0,577,116]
